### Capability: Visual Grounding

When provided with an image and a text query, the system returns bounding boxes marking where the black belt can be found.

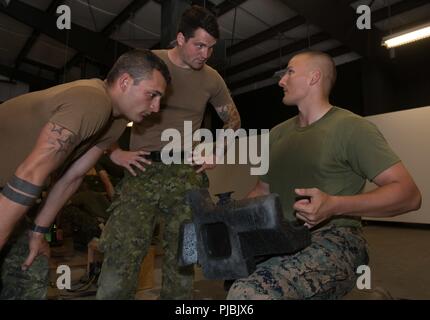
[145,151,187,163]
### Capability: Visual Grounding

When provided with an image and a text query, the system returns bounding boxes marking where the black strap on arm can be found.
[8,175,43,198]
[1,184,36,206]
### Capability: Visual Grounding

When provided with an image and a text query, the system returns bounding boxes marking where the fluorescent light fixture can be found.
[127,122,133,127]
[382,22,430,49]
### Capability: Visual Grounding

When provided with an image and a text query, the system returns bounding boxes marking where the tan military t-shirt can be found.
[130,49,234,151]
[0,79,127,187]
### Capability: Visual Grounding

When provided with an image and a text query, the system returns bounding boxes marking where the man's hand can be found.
[293,188,336,228]
[195,162,216,173]
[22,231,50,271]
[247,180,270,198]
[188,153,217,173]
[109,149,152,176]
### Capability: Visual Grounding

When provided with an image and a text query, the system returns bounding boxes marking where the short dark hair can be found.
[178,5,220,40]
[106,49,171,86]
[296,50,337,93]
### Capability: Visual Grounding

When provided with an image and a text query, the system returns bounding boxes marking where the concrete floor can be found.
[358,223,430,300]
[47,223,430,300]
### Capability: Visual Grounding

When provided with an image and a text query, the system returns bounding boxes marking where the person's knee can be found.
[226,282,246,300]
[96,271,136,300]
[96,247,145,300]
[0,255,49,300]
[226,280,267,300]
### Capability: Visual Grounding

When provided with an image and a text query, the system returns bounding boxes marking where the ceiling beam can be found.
[189,0,217,13]
[0,63,55,88]
[62,0,151,76]
[227,16,305,56]
[0,0,132,68]
[59,55,84,77]
[13,0,63,70]
[372,0,429,22]
[229,46,349,90]
[21,58,60,74]
[278,0,387,61]
[227,32,331,76]
[102,0,151,36]
[215,0,248,16]
[226,0,429,79]
[161,0,190,48]
[227,0,357,57]
[153,0,247,17]
[228,0,429,91]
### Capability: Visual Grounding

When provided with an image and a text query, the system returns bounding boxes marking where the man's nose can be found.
[278,76,286,87]
[151,100,160,113]
[202,48,210,59]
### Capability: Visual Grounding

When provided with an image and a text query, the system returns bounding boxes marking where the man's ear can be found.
[177,32,186,46]
[118,73,131,92]
[309,70,322,86]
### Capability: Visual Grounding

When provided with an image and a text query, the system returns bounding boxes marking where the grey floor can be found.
[48,223,430,300]
[355,223,430,300]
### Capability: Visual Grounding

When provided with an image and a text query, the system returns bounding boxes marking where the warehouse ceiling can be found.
[0,0,429,95]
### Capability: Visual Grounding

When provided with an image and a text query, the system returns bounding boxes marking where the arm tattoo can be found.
[51,124,65,135]
[215,104,241,130]
[48,123,77,155]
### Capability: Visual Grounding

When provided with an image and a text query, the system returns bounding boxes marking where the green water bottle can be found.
[51,223,58,245]
[44,229,52,243]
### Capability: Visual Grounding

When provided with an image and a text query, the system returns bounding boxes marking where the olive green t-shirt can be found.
[0,79,127,187]
[261,107,400,228]
[130,49,235,151]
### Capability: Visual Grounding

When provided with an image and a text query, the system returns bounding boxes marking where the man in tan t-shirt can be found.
[96,6,241,300]
[0,49,170,299]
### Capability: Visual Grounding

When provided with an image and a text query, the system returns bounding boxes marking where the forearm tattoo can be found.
[215,104,241,130]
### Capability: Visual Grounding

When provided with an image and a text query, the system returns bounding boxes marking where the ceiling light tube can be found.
[382,22,430,49]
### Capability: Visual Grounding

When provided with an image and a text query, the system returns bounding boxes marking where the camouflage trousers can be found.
[0,223,49,300]
[96,163,208,300]
[227,225,368,300]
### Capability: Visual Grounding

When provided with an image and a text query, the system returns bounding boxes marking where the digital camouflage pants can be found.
[0,223,49,300]
[227,225,368,300]
[96,163,208,300]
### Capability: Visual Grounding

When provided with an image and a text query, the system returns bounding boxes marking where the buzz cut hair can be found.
[297,50,337,93]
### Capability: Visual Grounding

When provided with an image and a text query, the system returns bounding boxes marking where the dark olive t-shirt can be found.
[0,79,127,187]
[261,107,400,228]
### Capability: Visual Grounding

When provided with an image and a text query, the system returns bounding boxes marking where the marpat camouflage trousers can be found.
[227,225,368,300]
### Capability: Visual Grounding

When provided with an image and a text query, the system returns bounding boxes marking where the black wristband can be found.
[31,224,50,234]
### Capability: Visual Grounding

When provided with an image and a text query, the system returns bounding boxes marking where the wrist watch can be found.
[31,224,50,234]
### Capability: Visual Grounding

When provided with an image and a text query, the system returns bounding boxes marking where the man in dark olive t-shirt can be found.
[227,51,421,300]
